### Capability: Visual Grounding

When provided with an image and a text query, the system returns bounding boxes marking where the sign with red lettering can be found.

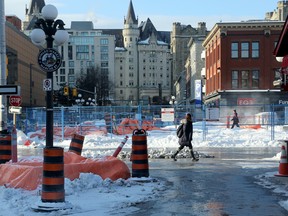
[237,98,256,105]
[9,96,22,107]
[161,108,174,122]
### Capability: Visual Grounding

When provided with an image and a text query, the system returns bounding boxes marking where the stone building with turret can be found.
[114,0,172,105]
[266,1,288,21]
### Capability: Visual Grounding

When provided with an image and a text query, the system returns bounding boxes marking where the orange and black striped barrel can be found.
[0,134,11,164]
[68,134,85,155]
[104,113,112,133]
[41,147,65,203]
[131,129,149,177]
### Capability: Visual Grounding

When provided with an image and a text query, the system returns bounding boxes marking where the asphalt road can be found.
[125,149,288,216]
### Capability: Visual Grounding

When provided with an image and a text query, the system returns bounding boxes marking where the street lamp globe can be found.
[30,28,46,45]
[54,30,69,45]
[42,4,58,20]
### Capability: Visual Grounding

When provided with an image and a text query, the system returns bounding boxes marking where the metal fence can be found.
[8,104,288,141]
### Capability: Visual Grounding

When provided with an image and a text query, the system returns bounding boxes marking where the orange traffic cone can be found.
[275,143,288,177]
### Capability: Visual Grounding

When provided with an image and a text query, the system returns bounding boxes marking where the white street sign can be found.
[0,85,20,95]
[9,106,22,114]
[43,79,52,91]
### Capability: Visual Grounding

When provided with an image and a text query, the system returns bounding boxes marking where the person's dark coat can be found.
[231,115,239,124]
[178,119,193,147]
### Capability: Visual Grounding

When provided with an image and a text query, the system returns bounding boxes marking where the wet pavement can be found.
[124,148,288,216]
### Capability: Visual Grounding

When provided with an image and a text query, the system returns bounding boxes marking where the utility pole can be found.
[0,0,7,133]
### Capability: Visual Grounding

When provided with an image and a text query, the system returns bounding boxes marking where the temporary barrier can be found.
[68,134,85,155]
[131,129,149,177]
[42,147,65,203]
[0,133,11,164]
[104,113,112,133]
[11,126,17,162]
[113,136,129,157]
[0,152,130,190]
[275,141,288,177]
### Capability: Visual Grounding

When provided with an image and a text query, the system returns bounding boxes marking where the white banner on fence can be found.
[161,108,174,122]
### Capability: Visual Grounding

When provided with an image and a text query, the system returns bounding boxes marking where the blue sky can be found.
[5,0,281,31]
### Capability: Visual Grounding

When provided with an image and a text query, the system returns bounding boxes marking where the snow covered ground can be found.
[1,122,288,215]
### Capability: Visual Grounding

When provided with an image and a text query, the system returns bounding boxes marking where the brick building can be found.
[202,21,284,113]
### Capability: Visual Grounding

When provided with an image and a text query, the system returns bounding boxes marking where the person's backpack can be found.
[176,124,184,138]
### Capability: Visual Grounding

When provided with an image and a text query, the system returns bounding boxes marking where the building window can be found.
[68,46,73,60]
[101,62,108,67]
[60,76,65,82]
[231,70,238,88]
[76,53,89,60]
[68,76,75,82]
[101,53,108,60]
[68,69,74,75]
[274,41,278,48]
[60,68,65,75]
[76,45,89,52]
[231,42,238,58]
[241,70,249,88]
[252,42,259,58]
[100,38,108,45]
[252,70,259,88]
[69,61,74,67]
[100,46,108,53]
[241,42,249,58]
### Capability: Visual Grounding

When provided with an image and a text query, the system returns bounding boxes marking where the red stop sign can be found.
[9,96,22,106]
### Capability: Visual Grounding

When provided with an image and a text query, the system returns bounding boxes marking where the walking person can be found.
[231,109,240,129]
[172,113,199,161]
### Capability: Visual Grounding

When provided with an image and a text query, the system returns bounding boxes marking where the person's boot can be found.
[172,151,179,161]
[190,150,199,161]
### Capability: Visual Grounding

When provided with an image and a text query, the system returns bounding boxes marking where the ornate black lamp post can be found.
[30,4,70,209]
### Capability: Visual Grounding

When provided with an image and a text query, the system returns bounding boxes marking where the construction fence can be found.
[7,104,288,141]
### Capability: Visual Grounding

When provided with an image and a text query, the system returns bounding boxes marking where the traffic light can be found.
[63,86,69,96]
[72,88,77,97]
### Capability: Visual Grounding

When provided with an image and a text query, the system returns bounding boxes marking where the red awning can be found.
[282,55,288,67]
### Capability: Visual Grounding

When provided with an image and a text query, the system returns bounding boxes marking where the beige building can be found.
[56,21,115,94]
[6,20,45,107]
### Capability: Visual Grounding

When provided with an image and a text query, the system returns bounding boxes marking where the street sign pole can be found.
[0,0,7,134]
